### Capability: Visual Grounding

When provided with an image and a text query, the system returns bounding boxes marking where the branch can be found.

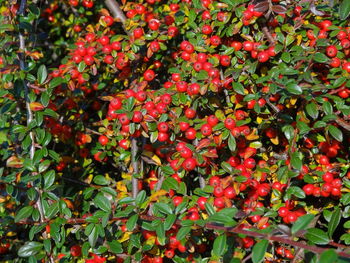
[17,2,54,262]
[262,25,276,46]
[335,118,350,132]
[15,215,350,258]
[104,0,130,36]
[131,137,139,199]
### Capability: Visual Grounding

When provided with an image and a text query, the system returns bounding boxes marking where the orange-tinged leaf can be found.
[257,217,269,229]
[196,139,211,150]
[270,136,279,145]
[99,96,115,102]
[85,134,92,143]
[221,177,233,189]
[6,156,23,168]
[26,51,43,60]
[29,102,44,111]
[147,47,153,58]
[245,128,259,140]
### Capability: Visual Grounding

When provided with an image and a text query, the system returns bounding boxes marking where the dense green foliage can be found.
[2,0,350,262]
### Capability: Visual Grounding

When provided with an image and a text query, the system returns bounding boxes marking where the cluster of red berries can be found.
[242,4,263,26]
[278,201,306,224]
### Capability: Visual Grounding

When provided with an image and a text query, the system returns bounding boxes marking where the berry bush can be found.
[2,0,350,262]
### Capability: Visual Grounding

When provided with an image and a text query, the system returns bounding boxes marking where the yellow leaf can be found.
[201,212,208,220]
[235,103,244,109]
[86,174,93,184]
[297,35,303,45]
[150,190,168,202]
[6,231,17,237]
[86,24,95,33]
[118,231,132,243]
[270,136,279,145]
[256,117,264,125]
[215,110,225,120]
[142,151,162,166]
[290,97,298,105]
[144,235,156,246]
[116,181,128,192]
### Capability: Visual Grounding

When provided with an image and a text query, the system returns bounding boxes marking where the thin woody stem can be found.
[15,215,350,258]
[17,2,54,262]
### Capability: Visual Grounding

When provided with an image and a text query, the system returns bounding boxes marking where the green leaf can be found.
[232,82,245,95]
[313,53,328,63]
[45,201,59,219]
[252,239,268,263]
[228,134,236,152]
[176,226,191,240]
[282,125,294,141]
[291,152,302,171]
[306,102,319,119]
[94,193,111,212]
[155,222,166,245]
[281,52,291,62]
[125,97,136,112]
[164,214,176,230]
[135,190,146,206]
[221,162,233,174]
[126,214,139,231]
[108,240,123,254]
[286,83,302,95]
[328,207,341,238]
[305,228,330,245]
[78,62,86,72]
[153,203,173,215]
[323,101,333,115]
[333,77,346,88]
[88,226,98,248]
[340,0,350,20]
[49,77,63,89]
[196,70,209,80]
[18,242,43,257]
[328,125,343,142]
[93,175,109,185]
[286,186,306,199]
[319,249,338,263]
[161,166,175,176]
[291,214,315,235]
[162,177,178,191]
[212,234,227,257]
[15,206,33,223]
[209,213,236,227]
[44,170,55,189]
[37,65,47,84]
[341,193,350,205]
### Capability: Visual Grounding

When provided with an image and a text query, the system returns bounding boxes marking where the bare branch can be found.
[104,0,130,36]
[131,137,139,199]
